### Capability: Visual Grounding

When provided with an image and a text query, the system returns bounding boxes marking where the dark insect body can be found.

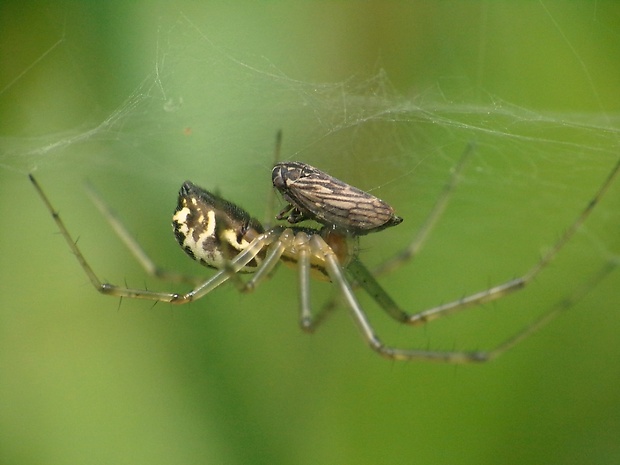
[272,161,403,234]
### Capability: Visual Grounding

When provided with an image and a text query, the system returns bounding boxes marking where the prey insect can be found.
[30,148,619,362]
[272,161,403,234]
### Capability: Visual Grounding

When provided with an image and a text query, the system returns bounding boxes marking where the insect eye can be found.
[272,166,286,188]
[272,163,306,189]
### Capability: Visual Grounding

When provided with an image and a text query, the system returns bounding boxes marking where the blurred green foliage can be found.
[1,2,619,465]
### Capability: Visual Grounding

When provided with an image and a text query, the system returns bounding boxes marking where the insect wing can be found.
[273,162,402,234]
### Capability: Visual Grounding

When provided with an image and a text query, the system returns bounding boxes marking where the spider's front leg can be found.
[31,174,281,306]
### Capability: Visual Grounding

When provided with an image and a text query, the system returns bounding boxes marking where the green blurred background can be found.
[1,2,619,464]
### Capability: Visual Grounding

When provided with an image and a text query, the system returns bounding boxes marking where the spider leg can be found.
[224,228,291,292]
[171,233,281,303]
[295,232,314,331]
[338,153,620,327]
[84,181,204,285]
[312,234,485,361]
[345,258,409,323]
[31,174,106,295]
[105,234,277,303]
[404,154,620,325]
[375,141,476,276]
[318,143,475,315]
[316,232,617,362]
[483,258,618,360]
[30,173,278,304]
[348,256,534,326]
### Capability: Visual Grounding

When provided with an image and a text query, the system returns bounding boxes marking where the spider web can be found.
[1,4,619,343]
[2,4,620,464]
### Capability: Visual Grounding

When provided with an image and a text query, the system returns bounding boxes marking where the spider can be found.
[29,149,619,362]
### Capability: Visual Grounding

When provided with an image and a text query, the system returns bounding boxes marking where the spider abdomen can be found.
[172,181,265,272]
